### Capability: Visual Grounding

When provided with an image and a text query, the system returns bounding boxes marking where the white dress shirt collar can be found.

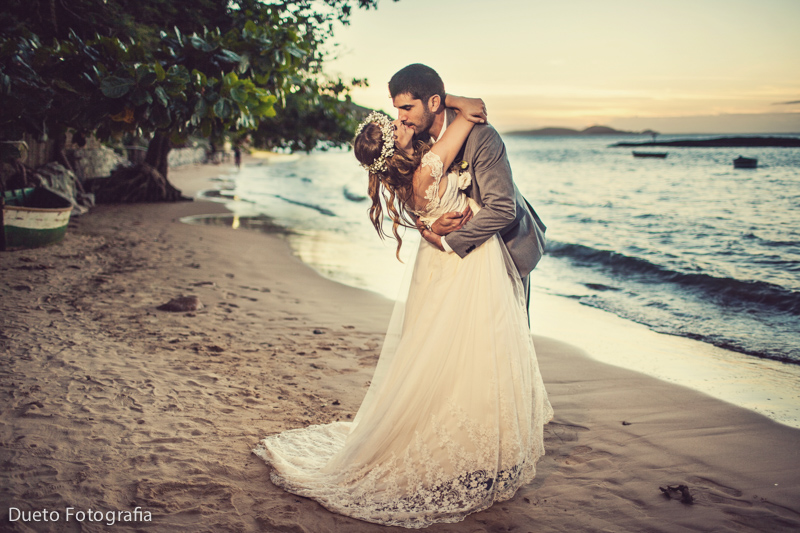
[433,110,448,143]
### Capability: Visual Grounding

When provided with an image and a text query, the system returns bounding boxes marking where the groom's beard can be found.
[411,108,436,144]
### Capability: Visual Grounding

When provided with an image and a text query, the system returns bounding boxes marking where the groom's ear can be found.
[427,94,441,113]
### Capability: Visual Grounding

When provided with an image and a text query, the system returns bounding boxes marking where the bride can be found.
[254,97,553,529]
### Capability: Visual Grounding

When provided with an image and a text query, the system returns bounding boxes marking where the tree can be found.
[1,0,394,187]
[250,77,370,153]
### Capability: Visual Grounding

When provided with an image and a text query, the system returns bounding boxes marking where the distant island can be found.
[611,136,800,148]
[506,125,640,136]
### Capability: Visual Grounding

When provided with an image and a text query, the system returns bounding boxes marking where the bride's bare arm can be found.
[417,95,486,180]
[427,113,475,172]
[414,95,486,248]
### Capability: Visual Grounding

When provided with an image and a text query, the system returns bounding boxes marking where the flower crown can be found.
[355,111,395,173]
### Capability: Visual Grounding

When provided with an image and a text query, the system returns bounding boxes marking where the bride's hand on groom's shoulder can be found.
[462,97,487,124]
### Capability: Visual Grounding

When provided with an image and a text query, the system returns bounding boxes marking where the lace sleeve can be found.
[421,151,443,180]
[420,151,444,205]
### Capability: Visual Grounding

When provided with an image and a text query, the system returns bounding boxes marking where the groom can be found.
[389,63,546,309]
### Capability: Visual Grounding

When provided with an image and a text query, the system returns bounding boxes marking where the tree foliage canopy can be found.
[0,0,389,164]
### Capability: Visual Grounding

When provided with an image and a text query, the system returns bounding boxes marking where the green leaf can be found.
[153,106,172,128]
[204,89,219,103]
[194,98,207,117]
[237,52,250,73]
[219,49,243,64]
[190,35,205,50]
[243,20,258,38]
[154,62,166,82]
[213,98,232,119]
[230,86,248,104]
[134,64,149,82]
[167,65,191,86]
[154,86,169,107]
[255,90,276,104]
[191,69,207,89]
[255,101,276,118]
[53,79,79,93]
[100,76,134,98]
[286,44,307,59]
[140,72,158,87]
[223,72,239,87]
[131,89,153,106]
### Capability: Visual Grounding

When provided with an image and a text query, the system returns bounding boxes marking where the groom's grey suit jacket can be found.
[443,109,546,278]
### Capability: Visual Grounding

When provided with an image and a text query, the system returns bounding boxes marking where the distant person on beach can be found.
[254,64,551,528]
[233,145,241,170]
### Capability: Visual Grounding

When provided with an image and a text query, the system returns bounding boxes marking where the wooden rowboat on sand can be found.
[1,188,73,251]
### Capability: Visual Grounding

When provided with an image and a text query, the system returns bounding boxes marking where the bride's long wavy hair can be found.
[354,122,430,260]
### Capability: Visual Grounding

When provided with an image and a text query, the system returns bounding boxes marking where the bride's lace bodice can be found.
[412,151,473,226]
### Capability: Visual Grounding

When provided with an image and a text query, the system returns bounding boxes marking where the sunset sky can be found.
[325,0,800,133]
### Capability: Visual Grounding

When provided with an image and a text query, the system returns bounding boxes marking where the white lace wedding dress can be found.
[253,151,553,528]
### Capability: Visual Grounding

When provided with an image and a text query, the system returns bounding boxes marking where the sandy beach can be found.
[1,161,799,533]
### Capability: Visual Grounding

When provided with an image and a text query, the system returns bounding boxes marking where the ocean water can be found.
[199,134,800,367]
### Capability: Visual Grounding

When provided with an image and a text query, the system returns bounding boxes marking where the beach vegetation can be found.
[0,0,392,192]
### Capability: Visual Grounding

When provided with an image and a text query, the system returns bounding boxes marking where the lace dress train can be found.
[253,152,553,528]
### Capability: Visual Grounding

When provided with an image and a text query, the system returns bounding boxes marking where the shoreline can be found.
[1,161,799,531]
[186,158,800,430]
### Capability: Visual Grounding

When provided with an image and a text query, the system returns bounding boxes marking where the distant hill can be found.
[506,125,639,136]
[612,136,800,148]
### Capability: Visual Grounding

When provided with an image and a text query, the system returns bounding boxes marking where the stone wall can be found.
[67,145,207,180]
[3,137,209,186]
[168,147,207,167]
[72,145,129,180]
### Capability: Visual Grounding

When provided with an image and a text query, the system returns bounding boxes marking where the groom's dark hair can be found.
[389,64,445,109]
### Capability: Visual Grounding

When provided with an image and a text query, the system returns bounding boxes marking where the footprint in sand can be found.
[554,445,612,465]
[686,476,743,497]
[545,421,590,444]
[685,475,753,507]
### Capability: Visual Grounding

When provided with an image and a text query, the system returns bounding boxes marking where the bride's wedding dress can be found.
[254,151,553,528]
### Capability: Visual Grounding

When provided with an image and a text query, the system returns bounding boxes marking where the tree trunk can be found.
[54,132,74,174]
[49,0,58,37]
[145,132,171,180]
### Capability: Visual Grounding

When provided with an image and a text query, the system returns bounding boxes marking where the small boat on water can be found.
[733,156,758,168]
[633,151,668,158]
[1,188,73,251]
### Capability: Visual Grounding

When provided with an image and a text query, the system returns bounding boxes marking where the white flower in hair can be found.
[355,111,396,173]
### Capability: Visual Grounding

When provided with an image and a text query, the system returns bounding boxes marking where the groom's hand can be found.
[431,207,473,235]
